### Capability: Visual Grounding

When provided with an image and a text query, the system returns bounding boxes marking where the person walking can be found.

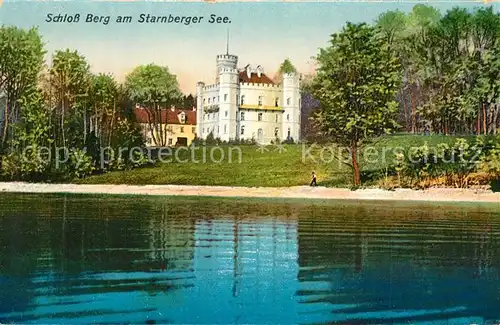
[310,172,317,187]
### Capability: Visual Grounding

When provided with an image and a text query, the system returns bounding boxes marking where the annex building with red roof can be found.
[133,105,197,147]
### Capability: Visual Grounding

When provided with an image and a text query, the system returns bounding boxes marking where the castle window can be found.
[275,114,278,123]
[224,125,227,134]
[213,97,216,103]
[240,112,245,121]
[275,98,279,107]
[258,96,263,106]
[287,114,290,121]
[287,128,291,138]
[275,128,279,137]
[225,110,228,117]
[241,95,245,105]
[287,97,291,105]
[203,98,206,104]
[180,127,184,133]
[208,98,211,104]
[168,138,173,145]
[241,125,245,135]
[258,113,263,121]
[224,94,228,102]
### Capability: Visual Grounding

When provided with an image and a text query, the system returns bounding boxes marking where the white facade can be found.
[196,53,301,144]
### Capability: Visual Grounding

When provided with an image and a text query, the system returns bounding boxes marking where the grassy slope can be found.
[79,134,469,187]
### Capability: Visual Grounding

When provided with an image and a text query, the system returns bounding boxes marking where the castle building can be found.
[196,53,301,144]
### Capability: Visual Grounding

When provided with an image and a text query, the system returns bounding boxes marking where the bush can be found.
[68,148,95,178]
[479,135,500,179]
[0,145,51,181]
[392,138,485,189]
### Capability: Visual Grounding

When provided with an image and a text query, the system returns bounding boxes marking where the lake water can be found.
[1,194,500,324]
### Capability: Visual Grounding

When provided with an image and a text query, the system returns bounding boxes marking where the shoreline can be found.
[1,182,500,204]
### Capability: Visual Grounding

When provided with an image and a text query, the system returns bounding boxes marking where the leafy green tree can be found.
[0,26,45,147]
[403,5,442,132]
[376,10,408,49]
[48,49,91,147]
[1,87,53,181]
[311,23,402,186]
[278,59,297,74]
[124,64,181,147]
[89,73,119,145]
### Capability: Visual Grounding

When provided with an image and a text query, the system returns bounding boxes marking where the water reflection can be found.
[0,194,499,324]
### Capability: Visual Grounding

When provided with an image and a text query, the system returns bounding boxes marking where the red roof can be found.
[239,71,275,85]
[133,107,196,125]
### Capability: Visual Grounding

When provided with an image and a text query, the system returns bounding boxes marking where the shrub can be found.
[391,138,485,189]
[68,148,95,178]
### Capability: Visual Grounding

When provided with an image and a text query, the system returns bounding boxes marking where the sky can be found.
[1,0,498,93]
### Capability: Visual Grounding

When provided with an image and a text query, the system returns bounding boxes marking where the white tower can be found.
[281,72,301,142]
[196,81,205,139]
[217,54,239,142]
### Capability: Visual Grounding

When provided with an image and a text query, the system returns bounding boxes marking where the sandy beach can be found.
[0,182,499,204]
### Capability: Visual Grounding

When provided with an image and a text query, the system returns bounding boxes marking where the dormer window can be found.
[246,65,252,79]
[178,112,186,124]
[256,65,263,78]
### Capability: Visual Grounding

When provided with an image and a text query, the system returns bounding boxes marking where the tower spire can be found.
[226,29,229,55]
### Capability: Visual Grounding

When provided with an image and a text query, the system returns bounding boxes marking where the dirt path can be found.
[1,182,500,204]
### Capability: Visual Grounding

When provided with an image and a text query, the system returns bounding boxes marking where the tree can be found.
[124,64,181,147]
[403,5,442,133]
[274,58,297,82]
[48,49,91,147]
[1,87,53,180]
[0,26,45,147]
[180,94,195,109]
[376,10,408,49]
[311,23,402,186]
[278,58,297,74]
[89,73,119,145]
[376,10,409,130]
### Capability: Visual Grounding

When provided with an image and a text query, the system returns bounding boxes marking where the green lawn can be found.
[78,134,473,187]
